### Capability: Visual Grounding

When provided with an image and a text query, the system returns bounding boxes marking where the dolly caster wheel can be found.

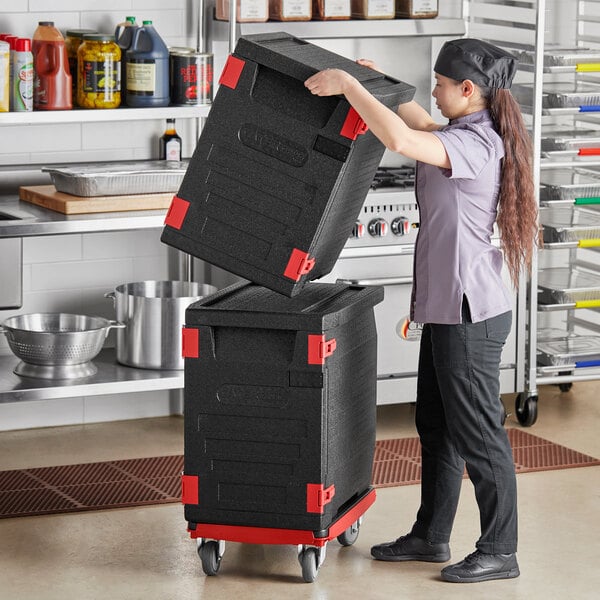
[337,519,360,546]
[515,393,538,427]
[298,544,326,583]
[197,539,225,576]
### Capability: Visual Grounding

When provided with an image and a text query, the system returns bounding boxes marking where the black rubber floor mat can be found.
[0,430,598,518]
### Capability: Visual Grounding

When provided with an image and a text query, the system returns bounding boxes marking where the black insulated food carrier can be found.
[181,281,384,532]
[161,32,415,296]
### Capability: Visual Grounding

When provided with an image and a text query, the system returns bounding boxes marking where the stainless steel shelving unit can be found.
[0,11,468,406]
[466,0,600,425]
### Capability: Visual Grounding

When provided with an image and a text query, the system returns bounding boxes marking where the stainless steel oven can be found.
[319,167,518,405]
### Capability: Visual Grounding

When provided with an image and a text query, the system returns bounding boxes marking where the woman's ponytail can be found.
[487,88,539,288]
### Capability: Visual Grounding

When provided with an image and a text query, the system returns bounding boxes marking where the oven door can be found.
[319,246,518,405]
[319,249,419,405]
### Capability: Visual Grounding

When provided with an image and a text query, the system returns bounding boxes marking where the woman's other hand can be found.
[305,69,356,97]
[356,58,383,73]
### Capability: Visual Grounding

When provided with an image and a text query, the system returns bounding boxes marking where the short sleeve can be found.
[431,125,502,180]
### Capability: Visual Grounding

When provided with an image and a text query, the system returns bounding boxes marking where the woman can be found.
[305,38,538,583]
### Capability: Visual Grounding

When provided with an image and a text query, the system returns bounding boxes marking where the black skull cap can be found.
[434,38,518,89]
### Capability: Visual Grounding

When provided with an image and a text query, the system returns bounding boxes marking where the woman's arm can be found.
[304,69,449,169]
[397,101,441,132]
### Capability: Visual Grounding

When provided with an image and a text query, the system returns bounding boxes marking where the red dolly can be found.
[187,488,376,583]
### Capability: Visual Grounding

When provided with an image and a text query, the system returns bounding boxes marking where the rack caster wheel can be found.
[298,544,326,583]
[559,382,573,393]
[197,539,225,576]
[515,393,538,427]
[337,519,360,546]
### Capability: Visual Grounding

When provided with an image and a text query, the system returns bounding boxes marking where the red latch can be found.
[219,55,246,89]
[340,107,368,140]
[181,474,199,505]
[306,483,336,514]
[164,196,190,230]
[307,334,337,364]
[283,248,316,282]
[182,327,199,358]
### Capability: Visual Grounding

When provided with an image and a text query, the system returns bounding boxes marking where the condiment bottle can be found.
[159,118,182,161]
[77,33,121,109]
[395,0,438,18]
[125,20,169,107]
[114,16,138,103]
[11,38,33,111]
[65,29,97,102]
[0,40,9,112]
[32,21,72,110]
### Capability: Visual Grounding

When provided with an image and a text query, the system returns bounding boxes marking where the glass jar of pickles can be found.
[77,34,121,109]
[65,29,96,100]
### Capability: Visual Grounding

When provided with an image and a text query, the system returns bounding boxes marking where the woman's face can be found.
[432,73,468,119]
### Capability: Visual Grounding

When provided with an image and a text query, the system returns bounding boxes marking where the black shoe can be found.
[371,533,450,562]
[441,550,520,583]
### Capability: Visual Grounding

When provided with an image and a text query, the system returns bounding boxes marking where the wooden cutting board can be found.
[19,185,173,215]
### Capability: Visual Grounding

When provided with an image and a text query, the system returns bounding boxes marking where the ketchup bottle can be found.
[32,21,72,110]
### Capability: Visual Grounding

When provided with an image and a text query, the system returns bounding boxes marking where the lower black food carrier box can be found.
[161,32,415,296]
[181,281,383,532]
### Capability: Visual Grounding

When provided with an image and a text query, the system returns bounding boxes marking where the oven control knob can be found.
[368,218,389,237]
[351,222,365,239]
[391,217,411,236]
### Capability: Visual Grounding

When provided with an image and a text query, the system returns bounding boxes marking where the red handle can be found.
[578,147,600,156]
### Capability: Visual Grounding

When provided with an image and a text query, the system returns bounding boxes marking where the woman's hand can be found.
[356,58,383,73]
[304,69,357,97]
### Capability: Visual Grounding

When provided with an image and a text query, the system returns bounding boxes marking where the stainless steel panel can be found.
[0,237,22,309]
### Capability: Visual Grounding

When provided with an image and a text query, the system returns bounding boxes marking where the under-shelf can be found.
[211,17,466,40]
[0,105,211,126]
[0,348,184,403]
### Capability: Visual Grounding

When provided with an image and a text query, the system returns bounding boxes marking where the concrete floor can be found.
[0,383,599,600]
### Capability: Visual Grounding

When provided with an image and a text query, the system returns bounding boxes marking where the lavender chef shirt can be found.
[410,109,512,325]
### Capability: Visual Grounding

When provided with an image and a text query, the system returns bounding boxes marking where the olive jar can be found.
[65,29,97,99]
[77,33,121,108]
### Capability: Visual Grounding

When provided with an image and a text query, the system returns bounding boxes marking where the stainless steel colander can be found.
[0,313,124,366]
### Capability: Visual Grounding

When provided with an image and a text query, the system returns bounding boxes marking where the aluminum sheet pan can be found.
[541,128,600,152]
[513,82,600,108]
[42,161,189,197]
[537,335,600,366]
[537,327,573,342]
[519,46,600,67]
[539,168,600,200]
[540,206,600,242]
[538,267,600,304]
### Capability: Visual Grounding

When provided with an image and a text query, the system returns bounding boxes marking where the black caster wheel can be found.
[515,393,538,427]
[337,520,360,546]
[199,540,222,576]
[559,382,573,393]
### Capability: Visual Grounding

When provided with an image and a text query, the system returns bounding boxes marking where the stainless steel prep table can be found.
[0,195,185,403]
[0,195,168,238]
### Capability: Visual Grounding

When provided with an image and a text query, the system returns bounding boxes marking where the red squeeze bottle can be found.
[32,21,72,110]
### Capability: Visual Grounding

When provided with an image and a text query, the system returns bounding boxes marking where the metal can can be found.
[169,47,213,105]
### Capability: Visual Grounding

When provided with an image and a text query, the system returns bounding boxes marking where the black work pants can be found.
[410,303,517,554]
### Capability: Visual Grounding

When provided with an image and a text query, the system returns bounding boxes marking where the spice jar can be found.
[77,33,121,109]
[65,29,96,101]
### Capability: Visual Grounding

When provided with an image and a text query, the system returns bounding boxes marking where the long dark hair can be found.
[482,87,539,288]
